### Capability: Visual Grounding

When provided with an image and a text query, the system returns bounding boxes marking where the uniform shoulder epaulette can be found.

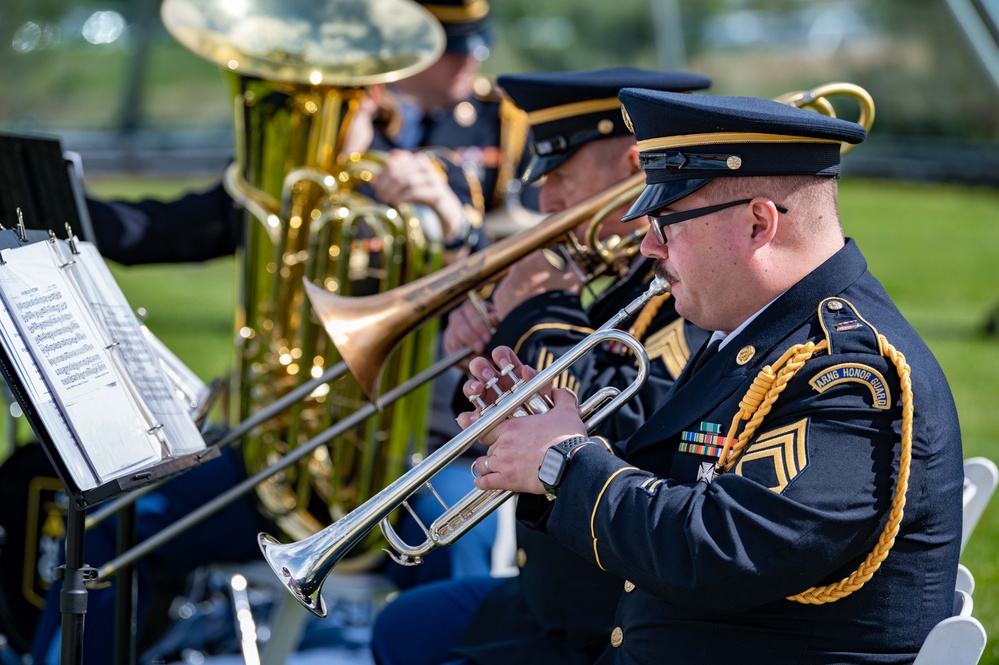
[816,296,881,356]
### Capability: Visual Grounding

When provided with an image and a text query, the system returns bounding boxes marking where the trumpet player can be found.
[456,90,962,664]
[374,68,712,665]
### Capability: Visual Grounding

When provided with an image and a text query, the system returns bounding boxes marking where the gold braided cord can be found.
[629,292,672,343]
[713,335,913,605]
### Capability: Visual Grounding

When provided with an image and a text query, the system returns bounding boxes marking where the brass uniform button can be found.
[826,300,844,312]
[610,627,624,647]
[736,345,756,365]
[623,580,636,593]
[454,101,477,127]
[516,548,527,568]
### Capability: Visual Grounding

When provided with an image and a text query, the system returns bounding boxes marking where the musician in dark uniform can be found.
[371,68,713,665]
[86,83,489,267]
[373,0,543,588]
[460,90,964,664]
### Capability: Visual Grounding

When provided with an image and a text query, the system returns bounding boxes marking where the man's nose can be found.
[538,189,562,215]
[640,226,665,258]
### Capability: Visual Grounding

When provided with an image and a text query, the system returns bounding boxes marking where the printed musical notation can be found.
[0,238,207,492]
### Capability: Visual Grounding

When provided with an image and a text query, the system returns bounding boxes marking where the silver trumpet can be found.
[259,276,670,617]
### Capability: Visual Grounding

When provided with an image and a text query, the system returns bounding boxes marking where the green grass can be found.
[3,176,999,660]
[840,180,999,664]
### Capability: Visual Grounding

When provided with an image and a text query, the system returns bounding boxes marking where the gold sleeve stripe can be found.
[591,466,639,571]
[638,132,839,152]
[591,436,614,454]
[642,318,691,379]
[513,323,595,355]
[527,97,622,126]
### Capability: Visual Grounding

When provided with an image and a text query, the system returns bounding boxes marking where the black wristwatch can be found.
[538,436,594,500]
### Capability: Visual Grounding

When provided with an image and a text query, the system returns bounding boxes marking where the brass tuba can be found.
[161,0,448,558]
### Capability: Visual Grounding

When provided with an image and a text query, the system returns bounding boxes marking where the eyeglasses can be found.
[647,199,788,245]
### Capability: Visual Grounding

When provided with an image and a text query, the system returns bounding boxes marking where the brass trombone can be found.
[305,171,647,401]
[773,81,875,154]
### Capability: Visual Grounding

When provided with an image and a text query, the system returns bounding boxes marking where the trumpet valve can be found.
[468,391,487,411]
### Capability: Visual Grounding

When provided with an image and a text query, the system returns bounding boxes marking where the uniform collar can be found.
[623,238,868,456]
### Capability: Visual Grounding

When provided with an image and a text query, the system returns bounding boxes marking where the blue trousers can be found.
[372,576,503,665]
[30,447,270,665]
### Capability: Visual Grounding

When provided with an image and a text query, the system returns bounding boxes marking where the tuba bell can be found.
[161,0,448,560]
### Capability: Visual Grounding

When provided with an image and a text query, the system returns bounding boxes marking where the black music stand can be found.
[0,232,219,665]
[0,132,97,244]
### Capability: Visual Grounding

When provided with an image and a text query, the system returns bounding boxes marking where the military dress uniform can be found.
[371,68,713,665]
[519,90,964,664]
[450,68,711,665]
[454,257,709,665]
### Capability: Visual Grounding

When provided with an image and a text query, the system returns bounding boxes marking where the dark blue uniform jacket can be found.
[455,258,708,665]
[528,239,963,664]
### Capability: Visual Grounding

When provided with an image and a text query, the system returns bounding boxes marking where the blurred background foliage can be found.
[1,0,999,662]
[1,0,998,146]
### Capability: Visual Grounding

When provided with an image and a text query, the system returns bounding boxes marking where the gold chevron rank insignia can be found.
[733,418,809,494]
[642,318,691,379]
[535,345,580,394]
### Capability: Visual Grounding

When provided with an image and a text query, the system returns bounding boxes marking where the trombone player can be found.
[373,67,711,665]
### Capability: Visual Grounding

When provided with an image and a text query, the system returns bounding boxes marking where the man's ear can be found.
[747,198,779,248]
[626,143,641,174]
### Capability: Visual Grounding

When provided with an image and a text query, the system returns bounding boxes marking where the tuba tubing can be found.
[260,276,670,617]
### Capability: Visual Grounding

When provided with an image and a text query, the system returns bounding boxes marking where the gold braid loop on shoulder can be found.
[626,292,672,345]
[713,335,913,605]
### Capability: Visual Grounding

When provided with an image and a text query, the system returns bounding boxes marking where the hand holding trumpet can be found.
[457,345,588,495]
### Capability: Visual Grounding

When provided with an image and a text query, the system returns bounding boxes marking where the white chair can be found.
[962,456,998,552]
[913,588,986,665]
[955,563,975,596]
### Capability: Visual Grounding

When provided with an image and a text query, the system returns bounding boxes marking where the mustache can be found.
[653,261,676,283]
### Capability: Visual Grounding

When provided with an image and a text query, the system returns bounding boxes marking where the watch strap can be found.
[540,436,594,499]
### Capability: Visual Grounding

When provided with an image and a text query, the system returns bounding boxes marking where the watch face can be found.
[538,446,566,486]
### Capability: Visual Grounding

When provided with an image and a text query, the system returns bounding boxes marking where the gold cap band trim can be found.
[637,131,840,153]
[527,97,622,127]
[423,1,489,23]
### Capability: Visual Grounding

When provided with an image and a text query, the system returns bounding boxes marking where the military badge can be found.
[733,418,809,494]
[679,422,733,484]
[808,363,891,409]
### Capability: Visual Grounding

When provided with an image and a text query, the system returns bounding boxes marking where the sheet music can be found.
[0,240,163,489]
[139,324,213,418]
[64,242,206,454]
[0,297,97,485]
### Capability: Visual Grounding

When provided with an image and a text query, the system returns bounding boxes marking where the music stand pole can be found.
[113,502,138,665]
[59,506,96,665]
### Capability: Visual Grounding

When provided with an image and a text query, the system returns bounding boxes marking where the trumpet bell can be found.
[259,532,329,617]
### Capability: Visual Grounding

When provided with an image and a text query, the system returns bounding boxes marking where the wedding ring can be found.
[483,456,493,474]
